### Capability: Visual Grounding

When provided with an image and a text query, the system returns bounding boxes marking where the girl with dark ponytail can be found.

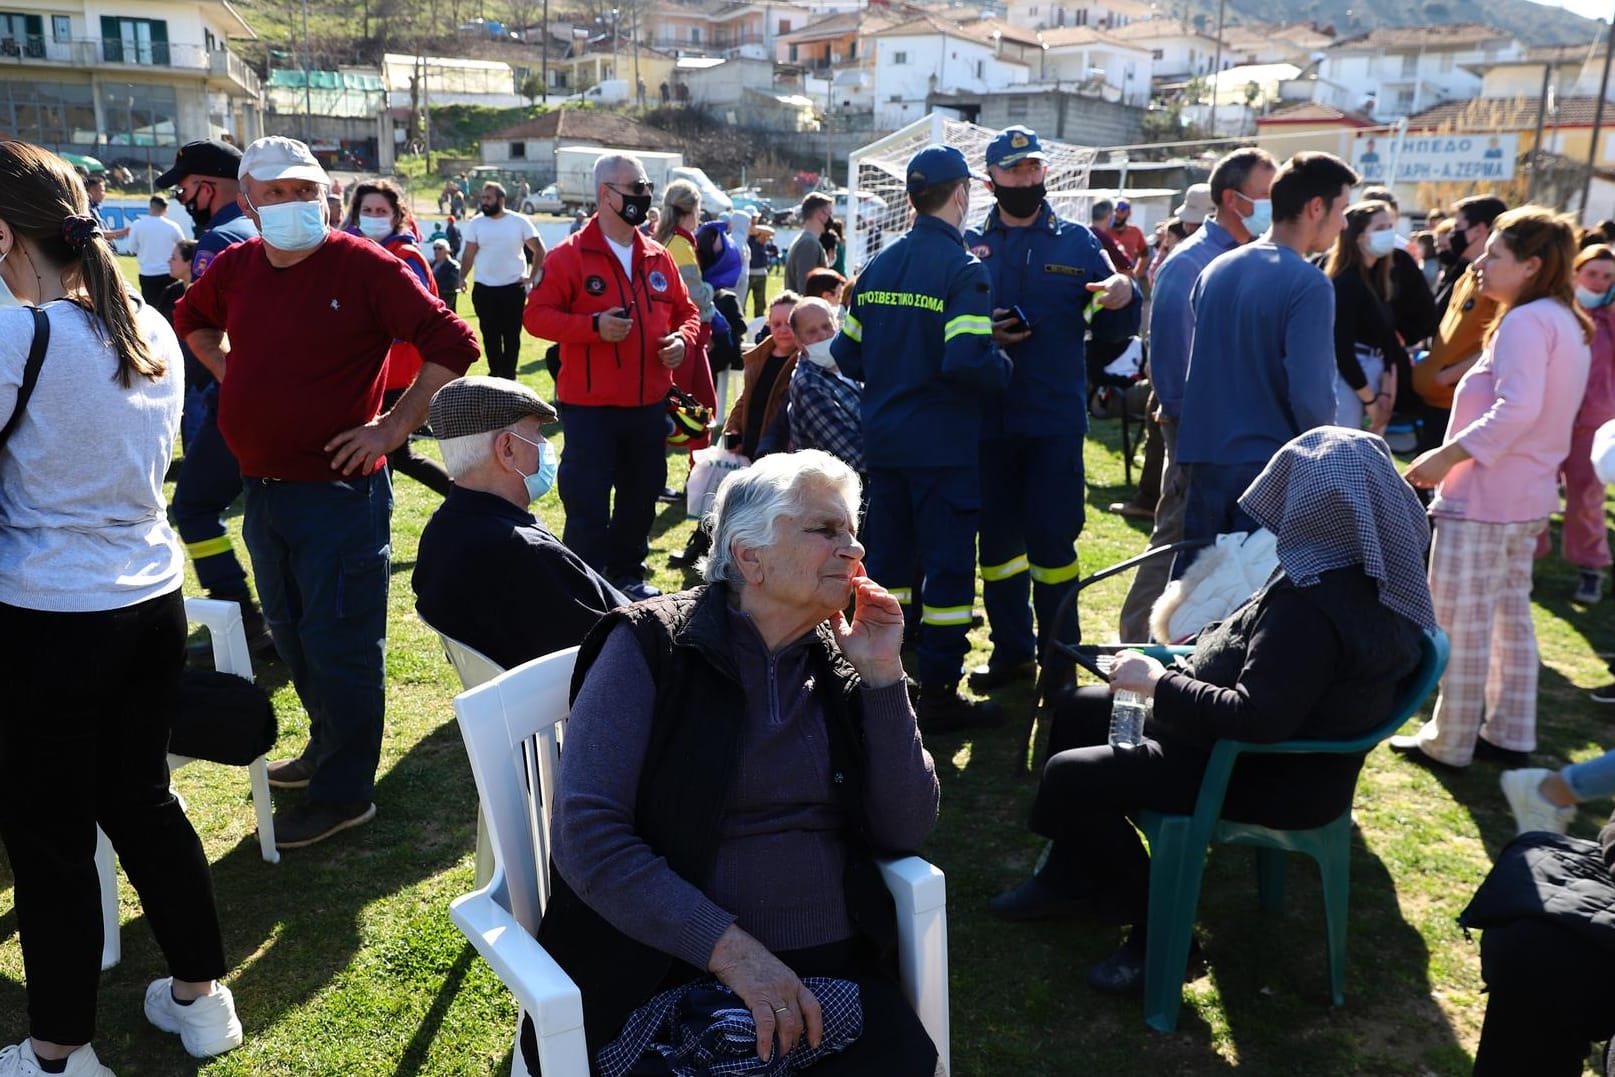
[0,141,242,1077]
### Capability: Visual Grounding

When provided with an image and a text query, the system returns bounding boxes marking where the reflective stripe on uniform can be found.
[921,604,973,626]
[185,535,233,560]
[1029,557,1082,586]
[942,314,992,342]
[980,554,1029,582]
[887,587,913,605]
[841,313,863,342]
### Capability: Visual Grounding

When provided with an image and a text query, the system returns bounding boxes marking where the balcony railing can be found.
[0,35,261,96]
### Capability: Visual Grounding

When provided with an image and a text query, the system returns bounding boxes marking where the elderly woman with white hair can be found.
[539,449,941,1076]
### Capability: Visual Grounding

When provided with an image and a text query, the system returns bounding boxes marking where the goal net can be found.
[844,112,1099,273]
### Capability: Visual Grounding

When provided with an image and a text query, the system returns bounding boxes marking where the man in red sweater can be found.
[176,136,479,849]
[524,152,701,600]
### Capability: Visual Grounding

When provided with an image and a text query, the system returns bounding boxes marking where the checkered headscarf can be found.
[1237,427,1437,630]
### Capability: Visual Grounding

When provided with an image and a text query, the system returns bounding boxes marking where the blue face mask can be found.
[1235,192,1272,237]
[509,430,557,503]
[248,195,329,252]
[356,215,394,241]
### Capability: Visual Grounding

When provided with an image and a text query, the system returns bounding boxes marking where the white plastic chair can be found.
[448,647,952,1077]
[96,597,278,970]
[426,622,505,886]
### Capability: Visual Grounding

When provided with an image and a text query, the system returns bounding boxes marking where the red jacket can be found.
[524,216,702,407]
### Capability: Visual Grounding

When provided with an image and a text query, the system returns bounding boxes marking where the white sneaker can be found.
[0,1042,115,1077]
[1501,768,1576,836]
[143,979,243,1058]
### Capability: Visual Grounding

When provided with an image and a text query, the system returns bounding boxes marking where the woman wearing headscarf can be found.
[1397,207,1592,769]
[0,142,241,1076]
[539,449,939,1076]
[989,427,1432,993]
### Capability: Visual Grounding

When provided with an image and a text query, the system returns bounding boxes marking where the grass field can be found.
[2,254,1613,1075]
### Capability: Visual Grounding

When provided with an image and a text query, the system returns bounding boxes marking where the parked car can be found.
[520,183,565,215]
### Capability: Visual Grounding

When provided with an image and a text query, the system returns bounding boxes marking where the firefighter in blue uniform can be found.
[964,126,1136,701]
[833,144,1011,730]
[159,138,273,656]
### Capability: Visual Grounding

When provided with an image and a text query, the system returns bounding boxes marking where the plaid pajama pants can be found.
[1410,516,1546,766]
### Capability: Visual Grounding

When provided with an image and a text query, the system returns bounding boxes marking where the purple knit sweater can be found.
[551,607,939,971]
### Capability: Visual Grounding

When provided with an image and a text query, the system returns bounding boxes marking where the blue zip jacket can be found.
[965,203,1114,438]
[191,202,258,278]
[832,214,1010,468]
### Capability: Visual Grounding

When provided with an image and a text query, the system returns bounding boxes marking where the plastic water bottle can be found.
[1109,690,1150,750]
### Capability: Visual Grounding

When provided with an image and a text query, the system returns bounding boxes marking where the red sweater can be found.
[523,217,701,407]
[175,229,478,481]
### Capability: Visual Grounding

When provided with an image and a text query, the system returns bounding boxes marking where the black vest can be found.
[536,584,899,1053]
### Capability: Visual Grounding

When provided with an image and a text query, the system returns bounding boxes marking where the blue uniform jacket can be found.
[191,202,258,278]
[965,203,1114,438]
[831,214,1010,468]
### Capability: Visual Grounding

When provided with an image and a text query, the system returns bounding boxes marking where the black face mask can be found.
[180,183,214,229]
[1448,227,1468,257]
[615,191,653,226]
[994,182,1046,219]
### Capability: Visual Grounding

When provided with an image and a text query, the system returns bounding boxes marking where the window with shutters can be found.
[100,16,170,65]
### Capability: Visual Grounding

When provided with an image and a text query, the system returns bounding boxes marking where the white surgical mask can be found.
[1364,230,1398,258]
[803,338,837,368]
[249,196,329,253]
[357,216,394,241]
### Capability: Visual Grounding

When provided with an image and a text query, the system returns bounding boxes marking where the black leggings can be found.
[0,590,227,1044]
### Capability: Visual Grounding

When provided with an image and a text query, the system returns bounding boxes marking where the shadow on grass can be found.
[22,720,486,1072]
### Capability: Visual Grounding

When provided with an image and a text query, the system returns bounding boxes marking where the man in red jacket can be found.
[176,136,479,849]
[525,152,701,600]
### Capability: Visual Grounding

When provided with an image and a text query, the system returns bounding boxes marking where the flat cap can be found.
[429,376,558,440]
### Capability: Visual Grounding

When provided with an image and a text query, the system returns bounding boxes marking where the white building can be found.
[1106,17,1227,81]
[1317,24,1524,122]
[870,14,1032,129]
[642,0,813,60]
[1036,25,1151,106]
[0,0,263,161]
[1003,0,1151,33]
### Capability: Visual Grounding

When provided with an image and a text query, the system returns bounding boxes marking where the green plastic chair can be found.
[1134,626,1449,1033]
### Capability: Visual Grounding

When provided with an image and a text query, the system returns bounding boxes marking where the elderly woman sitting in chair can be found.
[539,448,941,1076]
[990,426,1436,991]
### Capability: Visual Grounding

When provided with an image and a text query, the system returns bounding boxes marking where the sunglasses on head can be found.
[609,180,655,196]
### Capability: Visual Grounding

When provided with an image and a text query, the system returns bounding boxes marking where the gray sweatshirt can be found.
[552,608,939,970]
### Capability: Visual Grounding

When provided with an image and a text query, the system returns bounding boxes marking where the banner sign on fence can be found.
[1351,132,1518,183]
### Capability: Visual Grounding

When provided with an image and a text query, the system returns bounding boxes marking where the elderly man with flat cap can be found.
[176,136,480,850]
[413,376,625,669]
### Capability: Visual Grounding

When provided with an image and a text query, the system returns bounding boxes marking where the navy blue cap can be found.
[905,144,984,195]
[155,139,243,187]
[986,126,1047,169]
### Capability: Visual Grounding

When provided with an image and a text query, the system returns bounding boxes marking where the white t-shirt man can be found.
[127,212,186,277]
[461,211,539,287]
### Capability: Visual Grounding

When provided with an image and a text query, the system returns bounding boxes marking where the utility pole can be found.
[422,54,432,168]
[301,0,313,142]
[1579,10,1615,220]
[1205,0,1226,140]
[541,0,549,102]
[1529,61,1552,201]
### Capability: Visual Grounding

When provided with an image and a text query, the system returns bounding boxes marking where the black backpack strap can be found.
[0,307,50,452]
